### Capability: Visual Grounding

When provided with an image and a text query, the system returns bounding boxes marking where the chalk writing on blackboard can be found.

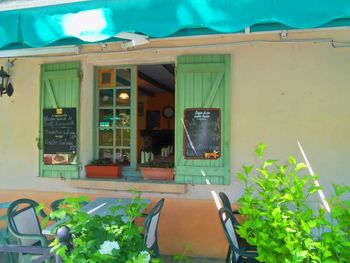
[43,108,77,165]
[184,108,221,159]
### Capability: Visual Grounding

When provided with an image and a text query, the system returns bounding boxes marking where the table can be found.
[42,197,151,235]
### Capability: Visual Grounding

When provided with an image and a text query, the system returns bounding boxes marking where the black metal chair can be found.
[143,198,164,257]
[7,198,51,263]
[219,192,240,217]
[218,207,258,263]
[219,191,251,261]
[49,199,65,212]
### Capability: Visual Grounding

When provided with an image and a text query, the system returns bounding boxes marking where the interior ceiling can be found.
[138,64,175,96]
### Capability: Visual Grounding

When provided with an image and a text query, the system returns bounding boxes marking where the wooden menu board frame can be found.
[183,108,221,160]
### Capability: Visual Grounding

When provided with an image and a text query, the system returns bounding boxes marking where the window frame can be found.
[94,65,137,169]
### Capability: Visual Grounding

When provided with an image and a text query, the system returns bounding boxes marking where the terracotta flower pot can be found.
[140,167,174,180]
[85,165,122,179]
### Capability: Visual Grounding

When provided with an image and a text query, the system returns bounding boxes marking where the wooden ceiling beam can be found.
[162,64,175,76]
[115,73,154,96]
[139,87,155,96]
[138,71,174,93]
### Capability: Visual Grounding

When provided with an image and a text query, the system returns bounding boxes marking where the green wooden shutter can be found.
[39,62,80,179]
[175,55,231,185]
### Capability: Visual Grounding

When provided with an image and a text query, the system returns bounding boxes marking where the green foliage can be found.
[318,185,350,262]
[237,143,350,263]
[172,244,192,263]
[47,191,160,263]
[140,161,174,168]
[88,159,121,166]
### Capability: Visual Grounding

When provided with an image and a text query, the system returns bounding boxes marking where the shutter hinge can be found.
[36,137,42,150]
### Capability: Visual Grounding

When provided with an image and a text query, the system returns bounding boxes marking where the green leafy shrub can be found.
[140,161,174,168]
[88,158,121,166]
[172,244,192,263]
[317,185,350,262]
[237,144,350,263]
[47,191,161,263]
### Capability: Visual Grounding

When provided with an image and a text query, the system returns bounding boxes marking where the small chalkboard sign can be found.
[43,108,77,165]
[184,108,221,159]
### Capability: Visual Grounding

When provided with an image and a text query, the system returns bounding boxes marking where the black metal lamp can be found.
[0,66,13,97]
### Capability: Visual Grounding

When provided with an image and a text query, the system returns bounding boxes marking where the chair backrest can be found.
[219,207,241,262]
[219,192,232,210]
[50,198,64,211]
[143,198,164,250]
[219,192,240,226]
[7,199,43,246]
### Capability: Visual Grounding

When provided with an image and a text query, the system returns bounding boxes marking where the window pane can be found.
[115,109,130,127]
[116,89,130,106]
[99,109,113,128]
[116,148,130,166]
[122,149,130,166]
[102,72,111,84]
[99,89,113,107]
[115,69,130,86]
[98,69,115,88]
[115,129,121,146]
[115,149,123,162]
[99,129,113,146]
[99,148,113,161]
[122,128,130,146]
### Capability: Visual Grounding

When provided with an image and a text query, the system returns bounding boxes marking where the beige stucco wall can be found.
[1,28,350,201]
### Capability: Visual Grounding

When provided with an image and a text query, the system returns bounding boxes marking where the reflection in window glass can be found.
[97,67,133,165]
[115,69,131,86]
[122,149,130,166]
[99,109,113,128]
[99,89,113,106]
[102,72,111,84]
[115,109,130,127]
[99,148,113,161]
[115,149,123,162]
[123,129,130,146]
[99,130,113,146]
[116,89,130,106]
[115,148,130,166]
[115,129,121,146]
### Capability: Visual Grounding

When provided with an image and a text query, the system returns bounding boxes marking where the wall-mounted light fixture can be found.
[0,66,13,97]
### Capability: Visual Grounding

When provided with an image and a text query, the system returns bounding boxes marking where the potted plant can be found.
[85,159,122,179]
[47,192,161,263]
[140,161,174,180]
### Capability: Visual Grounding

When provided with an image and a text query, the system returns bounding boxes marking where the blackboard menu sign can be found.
[184,108,221,159]
[43,108,77,165]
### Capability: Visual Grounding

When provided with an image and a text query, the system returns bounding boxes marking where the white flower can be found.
[98,240,120,255]
[139,250,151,263]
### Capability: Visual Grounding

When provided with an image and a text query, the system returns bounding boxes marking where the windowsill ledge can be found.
[68,178,187,194]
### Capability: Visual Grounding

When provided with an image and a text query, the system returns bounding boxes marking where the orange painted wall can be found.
[0,190,227,258]
[137,92,175,162]
[138,93,175,130]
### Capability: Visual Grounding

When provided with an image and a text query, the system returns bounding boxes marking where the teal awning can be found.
[1,0,350,49]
